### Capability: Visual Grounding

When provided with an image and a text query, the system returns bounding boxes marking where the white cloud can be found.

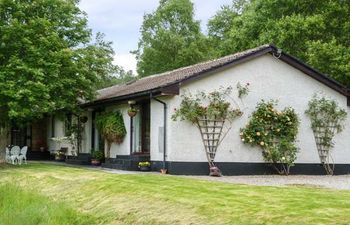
[114,53,137,74]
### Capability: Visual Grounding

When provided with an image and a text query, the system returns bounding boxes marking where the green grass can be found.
[1,163,350,225]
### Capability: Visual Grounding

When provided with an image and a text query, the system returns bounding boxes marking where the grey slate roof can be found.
[95,44,271,102]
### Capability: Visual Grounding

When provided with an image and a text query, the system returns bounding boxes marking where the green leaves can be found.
[305,95,347,175]
[95,111,127,145]
[305,95,347,147]
[134,0,212,77]
[172,86,243,123]
[0,0,118,125]
[240,100,300,175]
[207,0,350,87]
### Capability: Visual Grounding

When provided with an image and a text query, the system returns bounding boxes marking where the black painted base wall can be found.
[151,161,350,175]
[103,154,150,171]
[27,150,50,160]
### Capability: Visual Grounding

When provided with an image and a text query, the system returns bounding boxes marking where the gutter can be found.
[151,93,167,171]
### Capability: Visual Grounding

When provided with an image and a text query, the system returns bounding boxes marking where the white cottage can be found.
[44,44,350,175]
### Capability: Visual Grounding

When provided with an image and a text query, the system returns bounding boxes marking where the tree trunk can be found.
[0,127,10,163]
[106,142,111,159]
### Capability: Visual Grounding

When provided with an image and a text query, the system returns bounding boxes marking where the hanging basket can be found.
[128,110,137,117]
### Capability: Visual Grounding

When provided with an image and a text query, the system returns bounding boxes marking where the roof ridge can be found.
[125,44,272,84]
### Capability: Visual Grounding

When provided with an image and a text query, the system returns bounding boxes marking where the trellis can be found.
[305,95,347,176]
[196,116,229,176]
[172,85,248,176]
[311,122,337,175]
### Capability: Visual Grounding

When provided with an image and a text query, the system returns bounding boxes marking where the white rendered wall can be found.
[47,116,73,154]
[167,54,350,164]
[47,113,91,155]
[150,98,171,161]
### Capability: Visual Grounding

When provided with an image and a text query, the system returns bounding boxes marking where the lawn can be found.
[0,163,350,225]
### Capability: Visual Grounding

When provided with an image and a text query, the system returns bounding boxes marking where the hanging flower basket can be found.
[128,108,138,117]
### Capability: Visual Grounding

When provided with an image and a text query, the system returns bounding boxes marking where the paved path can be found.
[33,161,350,190]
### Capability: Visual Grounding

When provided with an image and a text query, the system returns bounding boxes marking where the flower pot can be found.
[139,166,151,171]
[128,111,137,117]
[91,159,101,166]
[160,168,168,174]
[55,155,65,162]
[209,166,222,177]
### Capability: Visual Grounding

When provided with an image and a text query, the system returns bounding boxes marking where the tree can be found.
[95,67,136,90]
[0,0,119,162]
[208,0,350,87]
[0,0,118,126]
[133,0,213,77]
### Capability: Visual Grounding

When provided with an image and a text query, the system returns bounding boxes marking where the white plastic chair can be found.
[10,146,20,165]
[18,146,28,165]
[5,147,11,163]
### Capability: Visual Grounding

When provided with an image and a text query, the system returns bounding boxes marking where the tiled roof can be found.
[95,44,271,102]
[84,44,349,107]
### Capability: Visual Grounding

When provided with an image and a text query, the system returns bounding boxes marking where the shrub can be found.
[240,100,299,175]
[305,95,347,175]
[171,86,243,123]
[91,150,104,161]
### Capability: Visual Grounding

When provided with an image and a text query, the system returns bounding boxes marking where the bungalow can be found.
[16,44,350,175]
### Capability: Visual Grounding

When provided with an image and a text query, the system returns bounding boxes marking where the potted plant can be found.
[138,161,151,171]
[91,150,104,166]
[55,149,66,161]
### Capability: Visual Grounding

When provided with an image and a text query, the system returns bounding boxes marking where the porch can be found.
[9,118,50,160]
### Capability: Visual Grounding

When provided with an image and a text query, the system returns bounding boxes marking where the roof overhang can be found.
[81,84,180,108]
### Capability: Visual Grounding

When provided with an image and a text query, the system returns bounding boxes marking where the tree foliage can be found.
[208,0,350,87]
[134,0,212,77]
[0,0,118,125]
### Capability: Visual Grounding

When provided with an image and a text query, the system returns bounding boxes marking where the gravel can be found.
[188,175,350,190]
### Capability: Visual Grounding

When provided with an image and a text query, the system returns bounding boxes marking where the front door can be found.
[132,102,150,154]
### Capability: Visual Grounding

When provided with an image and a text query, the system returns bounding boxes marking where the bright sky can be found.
[79,0,232,74]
